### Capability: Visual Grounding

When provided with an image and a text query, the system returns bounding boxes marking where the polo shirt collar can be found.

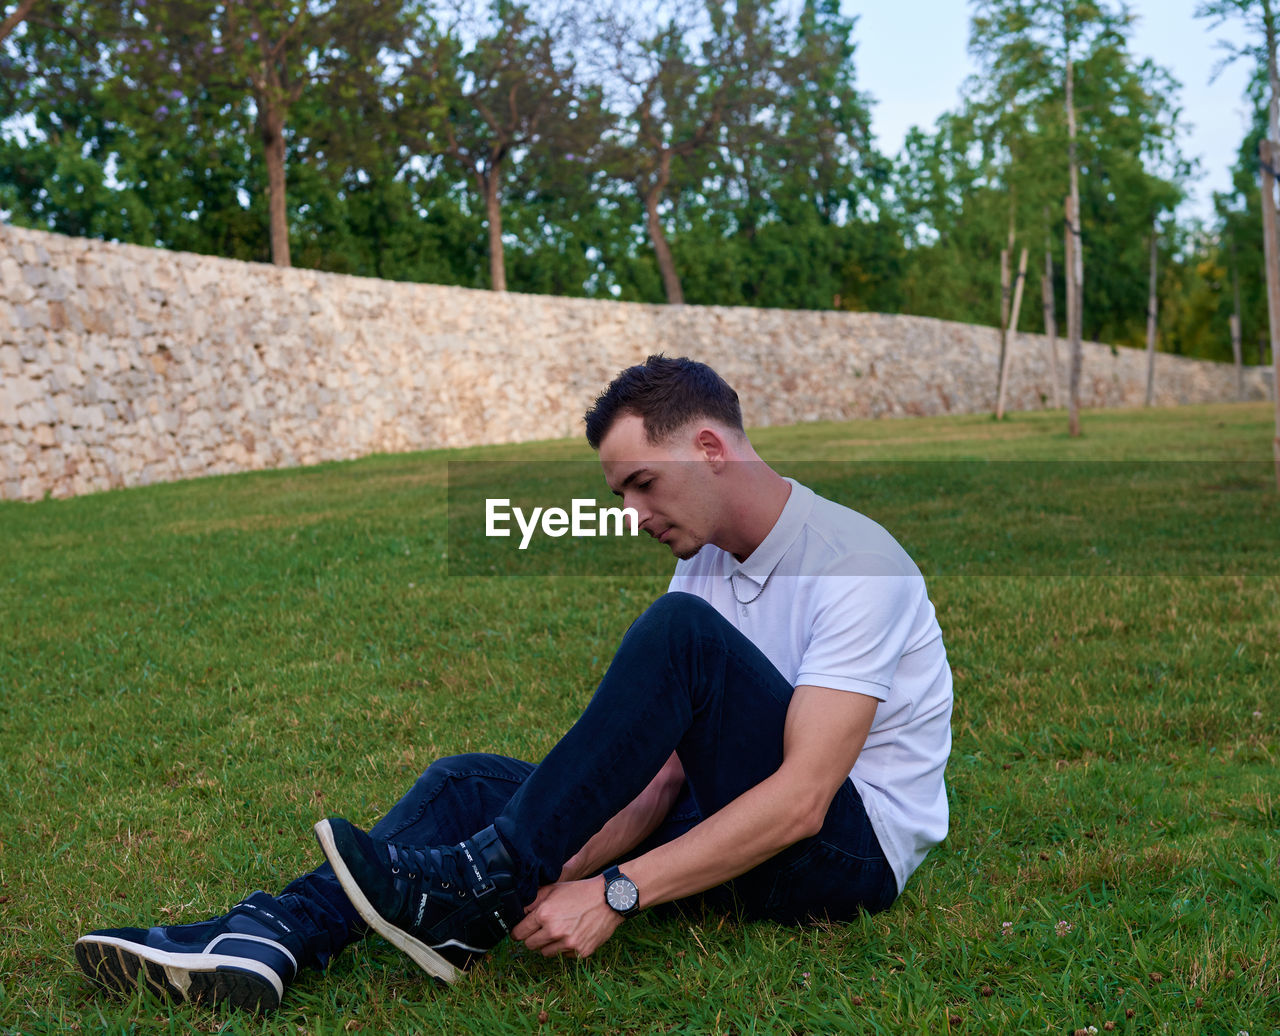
[727,478,815,590]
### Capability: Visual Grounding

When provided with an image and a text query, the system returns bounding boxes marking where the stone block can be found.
[14,396,52,427]
[84,337,114,371]
[0,257,23,287]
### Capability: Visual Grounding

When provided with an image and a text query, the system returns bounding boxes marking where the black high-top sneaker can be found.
[74,891,305,1012]
[314,819,524,984]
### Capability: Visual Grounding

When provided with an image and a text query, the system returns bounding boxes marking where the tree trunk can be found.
[1064,192,1082,437]
[1262,139,1280,488]
[483,169,507,293]
[1065,52,1084,438]
[0,0,36,45]
[1042,242,1062,409]
[1144,229,1158,407]
[1260,1,1280,487]
[641,152,683,305]
[644,192,683,306]
[996,247,1028,420]
[647,197,683,305]
[260,105,291,267]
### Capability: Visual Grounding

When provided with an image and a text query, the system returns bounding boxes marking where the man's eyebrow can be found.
[611,467,654,497]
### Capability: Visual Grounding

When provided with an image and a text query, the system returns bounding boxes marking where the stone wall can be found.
[1,222,1271,502]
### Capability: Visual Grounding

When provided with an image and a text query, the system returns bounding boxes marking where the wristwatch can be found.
[603,865,640,917]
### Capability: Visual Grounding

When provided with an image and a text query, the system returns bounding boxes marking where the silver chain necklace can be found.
[730,570,770,606]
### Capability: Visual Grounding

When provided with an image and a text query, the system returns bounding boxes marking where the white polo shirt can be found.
[667,478,952,893]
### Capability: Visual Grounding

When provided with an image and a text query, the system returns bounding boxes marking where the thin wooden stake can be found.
[997,247,1029,420]
[1231,238,1245,401]
[1042,248,1062,409]
[996,248,1011,413]
[1144,229,1158,407]
[1229,314,1243,400]
[1065,193,1083,437]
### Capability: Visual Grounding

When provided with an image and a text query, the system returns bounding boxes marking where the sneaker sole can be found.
[74,934,284,1012]
[313,818,462,984]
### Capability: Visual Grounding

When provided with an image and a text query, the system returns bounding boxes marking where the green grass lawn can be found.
[1,403,1277,1035]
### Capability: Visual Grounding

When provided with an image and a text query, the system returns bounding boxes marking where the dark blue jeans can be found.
[277,593,896,967]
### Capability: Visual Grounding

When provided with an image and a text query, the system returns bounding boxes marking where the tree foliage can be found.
[0,0,1234,350]
[894,0,1189,353]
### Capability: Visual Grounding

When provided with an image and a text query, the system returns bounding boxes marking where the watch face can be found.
[606,877,638,913]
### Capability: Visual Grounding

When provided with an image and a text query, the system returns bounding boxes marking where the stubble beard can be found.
[672,538,706,562]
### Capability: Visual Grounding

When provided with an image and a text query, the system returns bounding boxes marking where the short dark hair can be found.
[584,355,744,449]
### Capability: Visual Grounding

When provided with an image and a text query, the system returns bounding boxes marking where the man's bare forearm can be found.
[620,687,877,908]
[621,767,825,908]
[559,752,685,882]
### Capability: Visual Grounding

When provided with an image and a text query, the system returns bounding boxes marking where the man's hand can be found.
[512,878,624,959]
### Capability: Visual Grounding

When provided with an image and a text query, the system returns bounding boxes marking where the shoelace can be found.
[386,842,470,897]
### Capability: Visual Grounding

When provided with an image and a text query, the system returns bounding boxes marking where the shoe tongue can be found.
[435,846,469,888]
[388,842,465,888]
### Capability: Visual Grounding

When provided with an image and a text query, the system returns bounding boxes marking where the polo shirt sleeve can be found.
[793,555,924,701]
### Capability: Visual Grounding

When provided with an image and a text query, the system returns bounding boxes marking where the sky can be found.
[843,0,1256,223]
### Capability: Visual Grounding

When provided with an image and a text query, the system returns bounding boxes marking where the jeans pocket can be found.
[761,839,896,924]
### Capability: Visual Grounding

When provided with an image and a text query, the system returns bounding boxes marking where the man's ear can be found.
[692,426,730,468]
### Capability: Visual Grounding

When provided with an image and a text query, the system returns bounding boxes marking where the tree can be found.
[592,0,881,309]
[681,0,887,310]
[110,0,410,266]
[406,0,589,292]
[1199,0,1280,487]
[596,1,741,305]
[1213,101,1270,368]
[893,1,1186,423]
[0,0,256,249]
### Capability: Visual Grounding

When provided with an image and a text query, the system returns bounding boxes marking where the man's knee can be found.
[616,594,732,660]
[407,753,496,797]
[639,591,721,628]
[621,592,727,653]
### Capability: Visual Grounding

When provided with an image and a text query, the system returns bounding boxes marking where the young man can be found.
[75,356,952,1011]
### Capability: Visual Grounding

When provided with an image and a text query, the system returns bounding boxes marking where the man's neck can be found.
[721,466,792,563]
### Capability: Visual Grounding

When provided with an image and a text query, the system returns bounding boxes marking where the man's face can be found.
[597,414,718,561]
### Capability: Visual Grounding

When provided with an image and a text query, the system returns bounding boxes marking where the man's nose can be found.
[623,493,651,527]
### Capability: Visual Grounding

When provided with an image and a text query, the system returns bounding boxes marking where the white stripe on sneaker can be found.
[205,931,298,972]
[73,934,286,1002]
